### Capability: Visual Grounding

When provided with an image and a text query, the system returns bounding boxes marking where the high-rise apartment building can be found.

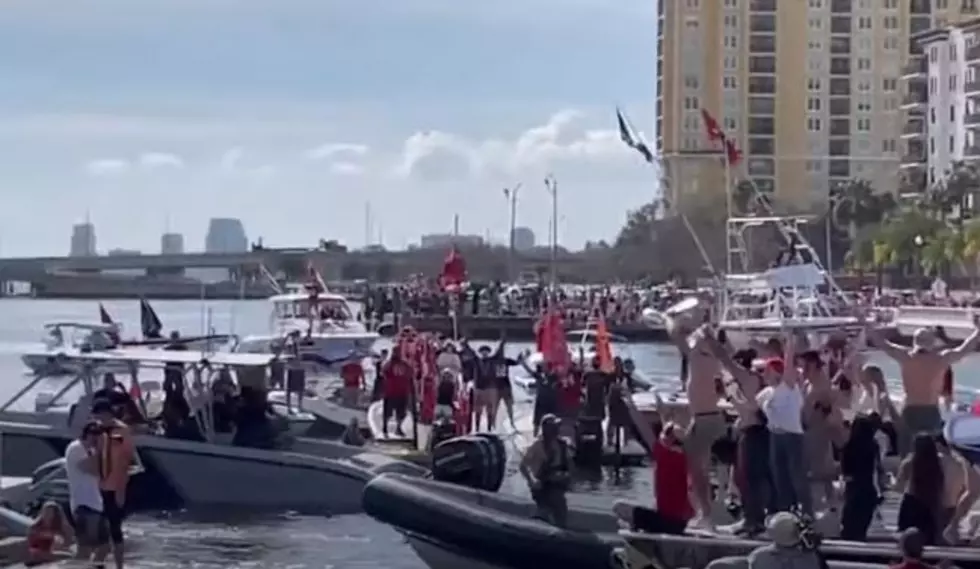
[204,218,248,253]
[69,222,97,257]
[657,0,978,214]
[160,232,185,255]
[901,13,980,189]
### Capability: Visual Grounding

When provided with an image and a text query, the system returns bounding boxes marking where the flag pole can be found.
[724,153,733,274]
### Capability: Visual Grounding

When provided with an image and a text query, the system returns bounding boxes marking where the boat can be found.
[0,348,427,515]
[363,473,620,569]
[236,284,378,365]
[891,304,978,342]
[616,527,980,569]
[945,413,980,465]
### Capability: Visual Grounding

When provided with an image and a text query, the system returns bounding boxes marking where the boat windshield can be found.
[274,298,353,321]
[41,324,115,350]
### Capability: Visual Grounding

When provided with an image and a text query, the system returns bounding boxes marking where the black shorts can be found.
[100,490,126,545]
[631,505,687,535]
[496,381,512,399]
[383,396,408,418]
[73,506,109,547]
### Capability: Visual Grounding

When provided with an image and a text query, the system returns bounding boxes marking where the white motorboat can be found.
[0,348,426,515]
[236,285,378,365]
[22,322,131,375]
[891,304,978,341]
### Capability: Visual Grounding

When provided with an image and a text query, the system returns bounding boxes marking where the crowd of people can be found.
[360,280,690,326]
[605,302,980,563]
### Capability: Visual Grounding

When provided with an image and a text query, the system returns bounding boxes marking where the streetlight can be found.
[503,183,521,282]
[544,174,558,287]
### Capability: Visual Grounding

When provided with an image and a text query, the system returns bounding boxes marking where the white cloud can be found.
[394,110,632,182]
[329,162,364,176]
[219,146,244,171]
[84,158,129,176]
[138,151,184,169]
[305,142,368,161]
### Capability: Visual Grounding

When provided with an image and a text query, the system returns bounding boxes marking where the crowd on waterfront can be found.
[360,279,693,325]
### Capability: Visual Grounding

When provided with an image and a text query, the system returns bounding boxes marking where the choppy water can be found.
[4,299,980,568]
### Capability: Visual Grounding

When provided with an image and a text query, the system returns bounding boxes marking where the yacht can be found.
[0,348,425,515]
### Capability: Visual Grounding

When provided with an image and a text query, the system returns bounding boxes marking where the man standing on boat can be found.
[863,311,980,454]
[660,316,726,529]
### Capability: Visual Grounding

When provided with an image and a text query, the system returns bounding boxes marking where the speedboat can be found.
[236,284,378,365]
[0,349,426,515]
[22,322,129,375]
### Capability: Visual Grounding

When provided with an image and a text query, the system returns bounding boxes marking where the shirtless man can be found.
[864,312,980,454]
[662,316,726,528]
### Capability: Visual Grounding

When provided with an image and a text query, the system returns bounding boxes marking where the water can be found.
[6,299,980,568]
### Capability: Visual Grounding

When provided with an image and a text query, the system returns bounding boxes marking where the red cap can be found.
[765,358,785,374]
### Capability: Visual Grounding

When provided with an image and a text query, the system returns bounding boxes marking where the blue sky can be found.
[0,0,657,256]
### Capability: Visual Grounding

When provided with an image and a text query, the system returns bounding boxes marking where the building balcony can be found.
[901,57,927,80]
[965,80,980,94]
[965,113,980,126]
[899,151,926,169]
[901,118,926,138]
[900,93,928,110]
[969,43,980,62]
[965,145,980,159]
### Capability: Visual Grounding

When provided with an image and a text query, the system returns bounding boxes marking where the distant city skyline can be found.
[0,1,657,257]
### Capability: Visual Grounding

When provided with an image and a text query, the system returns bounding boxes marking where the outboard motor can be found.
[573,415,603,468]
[427,416,457,452]
[430,434,506,492]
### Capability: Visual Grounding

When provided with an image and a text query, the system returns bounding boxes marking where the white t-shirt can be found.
[758,382,804,434]
[64,440,103,513]
[435,352,462,375]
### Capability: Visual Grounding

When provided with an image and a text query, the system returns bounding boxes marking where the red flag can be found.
[540,309,571,374]
[439,247,466,291]
[725,139,743,166]
[594,314,615,374]
[700,109,725,142]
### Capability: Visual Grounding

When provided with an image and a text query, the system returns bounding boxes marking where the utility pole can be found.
[364,201,372,247]
[544,174,558,288]
[503,183,522,282]
[453,214,460,239]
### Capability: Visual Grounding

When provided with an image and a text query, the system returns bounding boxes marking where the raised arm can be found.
[704,331,755,390]
[864,321,910,362]
[939,313,980,367]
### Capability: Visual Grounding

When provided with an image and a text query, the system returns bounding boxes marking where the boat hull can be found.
[238,333,378,368]
[0,421,426,515]
[405,532,513,569]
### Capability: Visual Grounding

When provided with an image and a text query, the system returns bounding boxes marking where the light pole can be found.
[503,183,522,282]
[544,174,558,288]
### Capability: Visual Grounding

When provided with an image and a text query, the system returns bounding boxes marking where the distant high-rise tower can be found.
[160,232,184,255]
[69,222,97,257]
[511,226,536,251]
[204,218,248,253]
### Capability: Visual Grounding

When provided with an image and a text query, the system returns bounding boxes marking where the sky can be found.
[0,0,658,256]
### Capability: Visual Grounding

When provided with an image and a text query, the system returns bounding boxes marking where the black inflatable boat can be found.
[363,473,620,569]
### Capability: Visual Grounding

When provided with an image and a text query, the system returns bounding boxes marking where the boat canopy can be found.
[42,321,118,333]
[19,346,288,368]
[725,264,825,291]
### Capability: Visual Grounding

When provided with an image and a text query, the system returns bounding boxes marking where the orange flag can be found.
[595,313,615,373]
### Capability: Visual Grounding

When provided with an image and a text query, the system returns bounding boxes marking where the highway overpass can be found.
[0,251,340,275]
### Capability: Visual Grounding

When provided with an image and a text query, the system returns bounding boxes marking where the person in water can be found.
[91,399,133,569]
[864,312,980,455]
[26,501,73,566]
[520,414,571,527]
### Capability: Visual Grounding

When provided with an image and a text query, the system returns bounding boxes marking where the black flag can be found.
[616,107,654,163]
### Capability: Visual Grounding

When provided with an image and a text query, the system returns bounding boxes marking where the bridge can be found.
[0,251,341,277]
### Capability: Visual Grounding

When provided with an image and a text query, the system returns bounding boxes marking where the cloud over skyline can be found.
[0,0,656,256]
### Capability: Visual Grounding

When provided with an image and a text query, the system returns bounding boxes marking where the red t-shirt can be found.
[652,440,694,522]
[383,360,413,398]
[558,373,581,413]
[341,362,363,388]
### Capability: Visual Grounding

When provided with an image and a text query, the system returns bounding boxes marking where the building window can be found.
[807,117,822,131]
[931,46,939,62]
[685,75,700,88]
[883,16,898,29]
[883,78,897,91]
[858,17,872,29]
[807,97,822,111]
[951,75,958,90]
[858,79,871,92]
[857,58,871,70]
[725,35,738,48]
[684,96,700,109]
[724,76,737,89]
[950,136,956,153]
[725,15,737,27]
[724,56,737,70]
[857,118,871,131]
[884,36,898,51]
[808,78,822,91]
[951,105,956,121]
[930,137,935,154]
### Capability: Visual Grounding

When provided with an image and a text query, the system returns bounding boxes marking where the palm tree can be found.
[832,179,897,241]
[939,161,980,224]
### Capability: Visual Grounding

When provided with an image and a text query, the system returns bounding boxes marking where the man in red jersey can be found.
[381,351,413,437]
[613,421,693,534]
